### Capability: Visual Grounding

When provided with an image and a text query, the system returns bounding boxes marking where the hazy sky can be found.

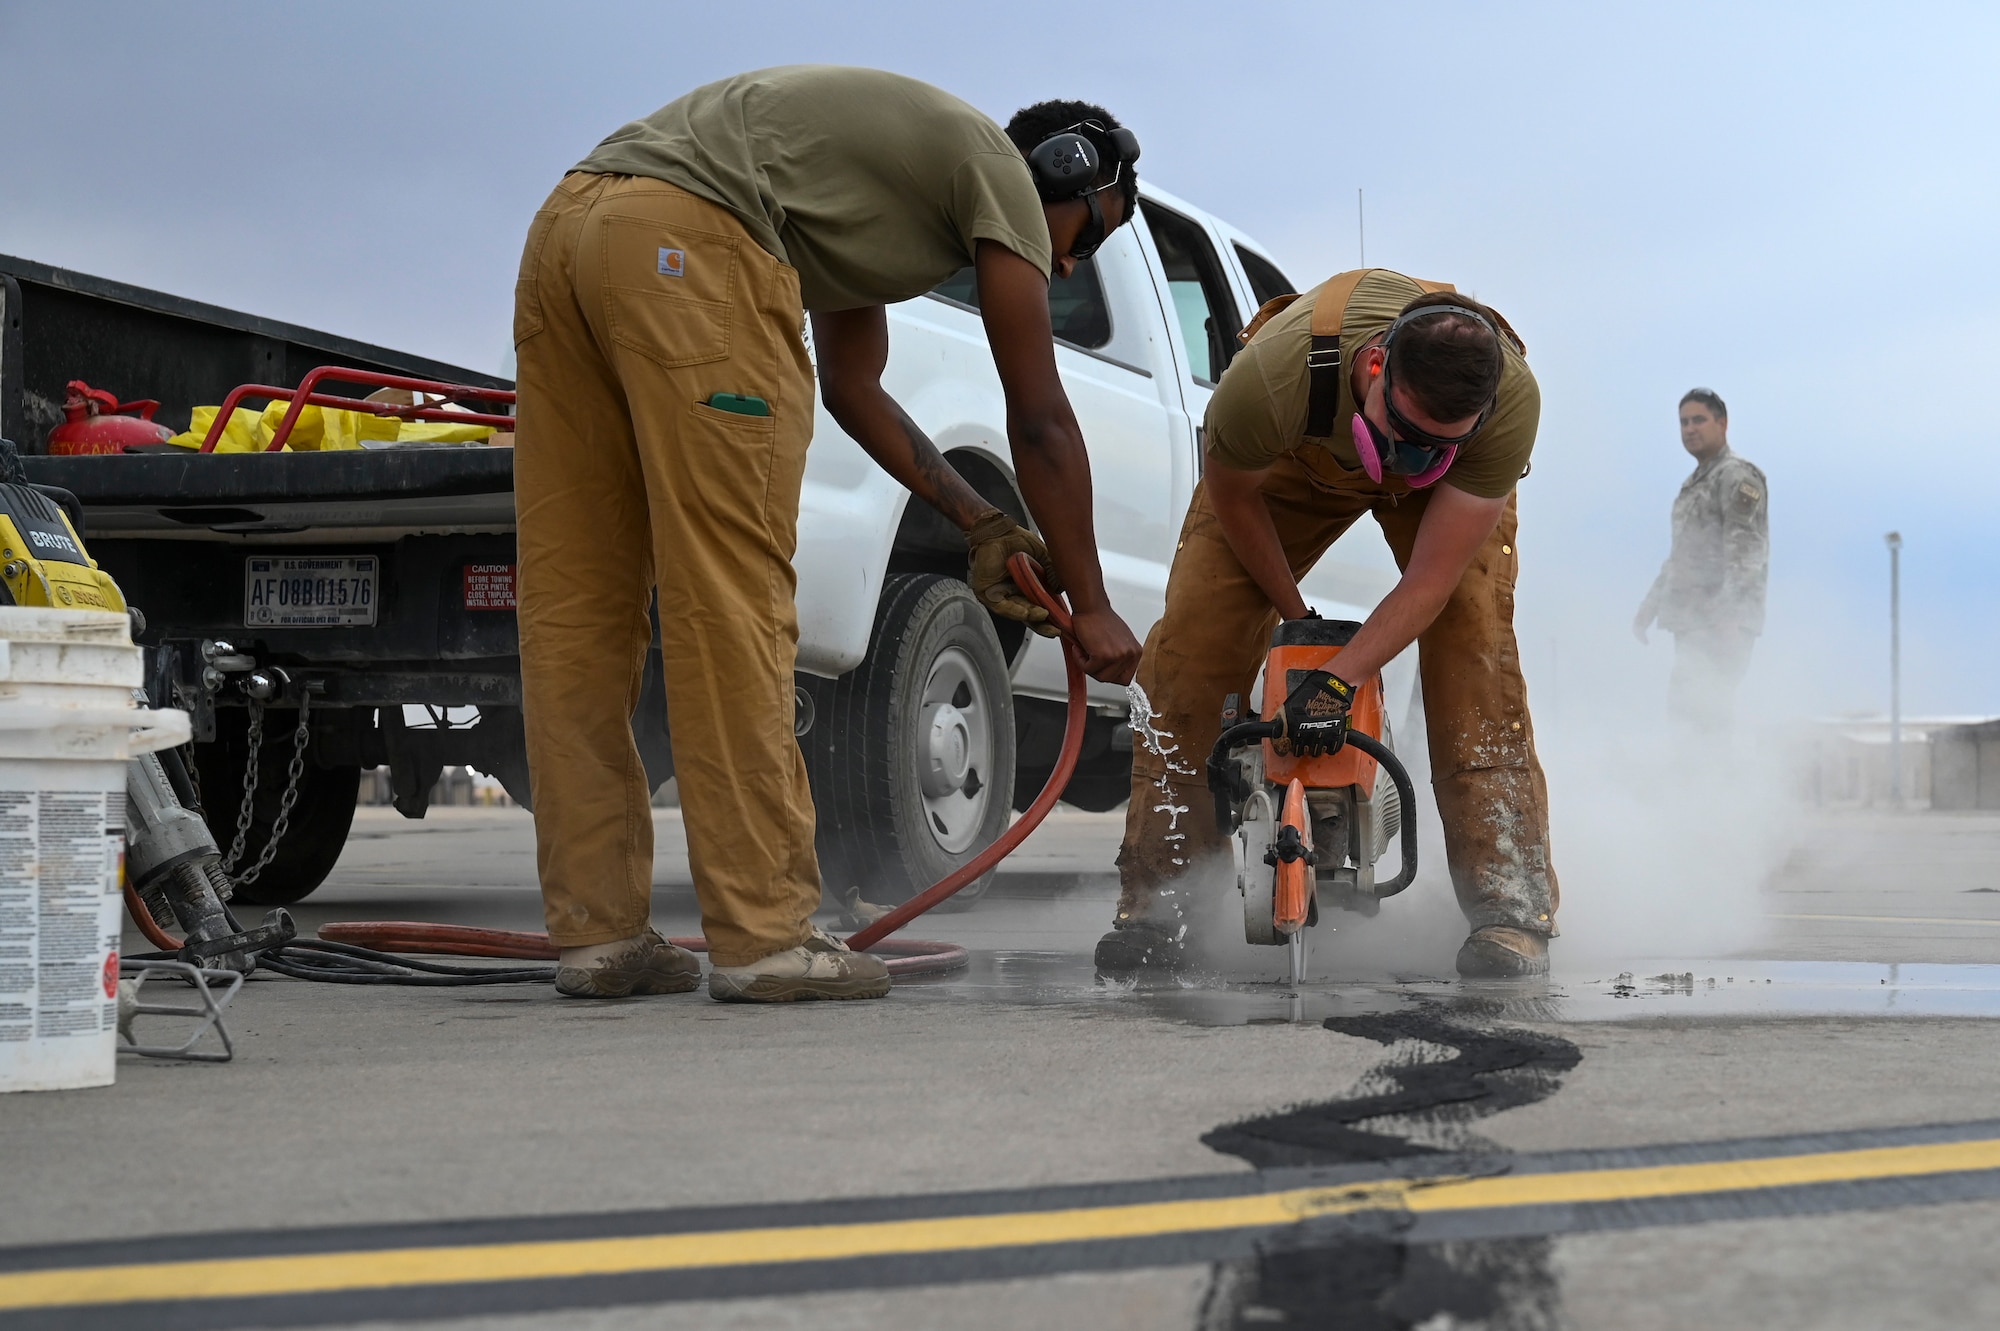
[5,1,1996,721]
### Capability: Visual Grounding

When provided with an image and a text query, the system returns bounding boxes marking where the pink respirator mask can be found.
[1351,412,1459,488]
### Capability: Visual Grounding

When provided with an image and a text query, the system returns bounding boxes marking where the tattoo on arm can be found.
[899,408,995,530]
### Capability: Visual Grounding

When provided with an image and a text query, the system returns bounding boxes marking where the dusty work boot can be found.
[707,926,891,1003]
[554,928,703,998]
[1455,925,1551,979]
[1093,920,1189,976]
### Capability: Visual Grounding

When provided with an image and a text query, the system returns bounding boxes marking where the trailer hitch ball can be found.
[201,639,256,673]
[242,667,289,703]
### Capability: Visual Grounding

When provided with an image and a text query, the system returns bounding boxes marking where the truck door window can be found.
[1141,202,1241,386]
[926,256,1113,352]
[1235,245,1297,308]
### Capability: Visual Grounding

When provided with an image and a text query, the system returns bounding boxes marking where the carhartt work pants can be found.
[1118,450,1559,937]
[512,173,819,965]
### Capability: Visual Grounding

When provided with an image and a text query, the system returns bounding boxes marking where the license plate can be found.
[244,556,378,628]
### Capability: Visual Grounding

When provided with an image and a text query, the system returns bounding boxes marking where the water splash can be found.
[1129,680,1199,869]
[1128,681,1198,779]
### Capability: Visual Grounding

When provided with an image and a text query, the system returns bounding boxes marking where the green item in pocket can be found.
[706,393,771,417]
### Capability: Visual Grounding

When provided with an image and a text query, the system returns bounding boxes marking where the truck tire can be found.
[192,710,360,906]
[805,574,1015,910]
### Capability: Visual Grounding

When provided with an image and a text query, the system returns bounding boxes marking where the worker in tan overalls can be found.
[1096,269,1559,979]
[512,67,1143,1002]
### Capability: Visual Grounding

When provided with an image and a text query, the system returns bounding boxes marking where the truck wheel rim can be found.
[916,646,992,855]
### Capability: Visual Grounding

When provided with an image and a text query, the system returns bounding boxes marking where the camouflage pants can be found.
[1669,628,1756,735]
[1116,450,1559,937]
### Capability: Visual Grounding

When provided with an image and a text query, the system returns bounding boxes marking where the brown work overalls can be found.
[1115,274,1560,940]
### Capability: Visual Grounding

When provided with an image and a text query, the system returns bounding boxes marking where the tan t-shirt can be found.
[575,66,1052,312]
[1204,269,1539,499]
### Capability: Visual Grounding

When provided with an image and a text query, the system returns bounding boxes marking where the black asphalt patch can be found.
[1201,1006,1581,1327]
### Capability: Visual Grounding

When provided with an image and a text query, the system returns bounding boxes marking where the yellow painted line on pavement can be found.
[9,1137,2000,1312]
[1769,913,2000,928]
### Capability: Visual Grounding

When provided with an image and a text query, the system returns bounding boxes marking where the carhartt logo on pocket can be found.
[658,247,686,278]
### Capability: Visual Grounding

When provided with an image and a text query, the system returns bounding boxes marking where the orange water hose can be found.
[122,875,182,952]
[843,553,1084,951]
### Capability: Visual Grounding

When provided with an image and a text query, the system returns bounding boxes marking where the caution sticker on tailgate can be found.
[464,564,517,610]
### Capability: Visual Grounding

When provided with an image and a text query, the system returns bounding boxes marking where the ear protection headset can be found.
[1025,120,1141,201]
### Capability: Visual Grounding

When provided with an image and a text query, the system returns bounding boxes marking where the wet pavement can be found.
[8,804,2000,1328]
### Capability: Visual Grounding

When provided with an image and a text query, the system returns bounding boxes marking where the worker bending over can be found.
[1097,269,1559,979]
[513,66,1144,1002]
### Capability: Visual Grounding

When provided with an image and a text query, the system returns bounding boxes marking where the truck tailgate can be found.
[21,449,515,538]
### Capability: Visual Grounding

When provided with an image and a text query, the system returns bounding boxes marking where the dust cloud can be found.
[1133,589,1812,982]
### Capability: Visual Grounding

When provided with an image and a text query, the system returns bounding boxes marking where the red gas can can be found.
[46,380,173,455]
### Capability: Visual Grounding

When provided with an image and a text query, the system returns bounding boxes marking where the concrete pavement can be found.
[7,804,2000,1328]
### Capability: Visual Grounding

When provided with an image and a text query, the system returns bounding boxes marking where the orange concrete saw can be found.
[1206,617,1419,985]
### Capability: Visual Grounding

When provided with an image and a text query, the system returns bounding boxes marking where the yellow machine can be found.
[0,481,127,612]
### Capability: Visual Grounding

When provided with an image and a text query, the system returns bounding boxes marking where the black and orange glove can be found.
[965,510,1063,637]
[1280,669,1355,757]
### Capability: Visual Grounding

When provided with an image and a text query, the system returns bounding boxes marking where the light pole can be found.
[1886,531,1903,804]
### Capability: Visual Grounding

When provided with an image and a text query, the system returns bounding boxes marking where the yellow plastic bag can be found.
[169,402,493,451]
[169,405,267,452]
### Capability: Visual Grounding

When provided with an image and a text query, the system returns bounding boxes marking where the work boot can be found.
[1455,925,1550,979]
[555,928,703,998]
[707,926,891,1003]
[1094,920,1189,976]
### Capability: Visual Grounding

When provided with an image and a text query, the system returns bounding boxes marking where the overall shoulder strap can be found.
[1237,293,1303,347]
[1304,269,1376,437]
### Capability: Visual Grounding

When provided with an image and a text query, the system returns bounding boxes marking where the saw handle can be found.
[1206,724,1420,897]
[1342,731,1419,898]
[1208,719,1281,834]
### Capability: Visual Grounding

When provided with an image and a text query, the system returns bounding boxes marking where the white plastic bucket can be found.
[0,608,189,1093]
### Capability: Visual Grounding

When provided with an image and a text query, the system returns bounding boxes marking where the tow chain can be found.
[220,692,311,890]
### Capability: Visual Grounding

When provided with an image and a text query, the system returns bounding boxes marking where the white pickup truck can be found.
[3,182,1396,908]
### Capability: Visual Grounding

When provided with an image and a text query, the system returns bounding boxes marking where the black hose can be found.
[157,744,202,815]
[214,907,554,986]
[256,946,554,986]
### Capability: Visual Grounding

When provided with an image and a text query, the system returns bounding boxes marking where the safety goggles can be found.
[1069,188,1115,260]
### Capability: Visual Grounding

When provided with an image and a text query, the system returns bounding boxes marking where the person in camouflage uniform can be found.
[1633,388,1768,731]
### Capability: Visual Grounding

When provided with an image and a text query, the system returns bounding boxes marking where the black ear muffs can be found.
[1027,132,1102,201]
[1025,120,1142,201]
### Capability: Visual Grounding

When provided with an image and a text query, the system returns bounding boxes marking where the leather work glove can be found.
[965,510,1063,637]
[1280,669,1356,757]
